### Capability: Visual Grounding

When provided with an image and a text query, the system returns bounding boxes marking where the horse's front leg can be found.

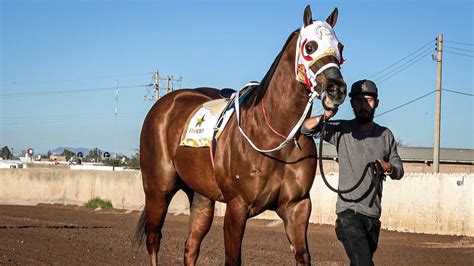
[277,198,312,265]
[223,200,249,266]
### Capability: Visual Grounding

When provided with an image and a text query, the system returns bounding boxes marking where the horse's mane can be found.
[247,29,300,106]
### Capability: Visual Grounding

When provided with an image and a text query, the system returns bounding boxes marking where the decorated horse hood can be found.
[295,20,343,91]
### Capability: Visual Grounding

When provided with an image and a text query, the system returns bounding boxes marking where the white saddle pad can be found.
[180,99,234,147]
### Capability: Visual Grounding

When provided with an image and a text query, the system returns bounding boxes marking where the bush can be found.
[84,197,113,209]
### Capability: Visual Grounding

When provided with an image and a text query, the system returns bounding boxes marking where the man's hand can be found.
[377,160,392,173]
[302,107,338,131]
[321,107,338,121]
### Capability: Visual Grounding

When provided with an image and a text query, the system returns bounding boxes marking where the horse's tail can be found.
[133,207,147,248]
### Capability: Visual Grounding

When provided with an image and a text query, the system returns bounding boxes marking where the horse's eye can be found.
[305,41,318,54]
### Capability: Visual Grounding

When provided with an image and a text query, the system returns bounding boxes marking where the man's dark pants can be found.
[335,209,381,266]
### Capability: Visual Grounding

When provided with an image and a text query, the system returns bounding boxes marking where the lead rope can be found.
[318,120,385,207]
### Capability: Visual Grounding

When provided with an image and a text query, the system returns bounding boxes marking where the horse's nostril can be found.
[326,84,338,96]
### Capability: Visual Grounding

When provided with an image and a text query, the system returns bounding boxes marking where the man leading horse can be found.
[301,79,405,265]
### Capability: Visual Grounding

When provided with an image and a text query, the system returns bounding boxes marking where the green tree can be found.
[103,158,122,167]
[126,148,140,169]
[42,150,52,159]
[61,149,75,161]
[86,147,102,162]
[0,146,12,159]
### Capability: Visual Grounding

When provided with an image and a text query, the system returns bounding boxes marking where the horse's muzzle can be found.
[321,67,347,110]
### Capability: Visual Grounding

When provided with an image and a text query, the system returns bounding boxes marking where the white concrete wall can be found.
[0,169,472,236]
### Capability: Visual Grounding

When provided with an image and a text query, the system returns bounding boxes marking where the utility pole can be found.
[433,34,443,173]
[114,80,119,159]
[153,69,159,101]
[148,68,182,101]
[165,77,170,95]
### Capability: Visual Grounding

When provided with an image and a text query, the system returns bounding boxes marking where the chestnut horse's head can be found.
[295,5,347,110]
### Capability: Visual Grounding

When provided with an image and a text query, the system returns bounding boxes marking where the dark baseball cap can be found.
[349,79,378,99]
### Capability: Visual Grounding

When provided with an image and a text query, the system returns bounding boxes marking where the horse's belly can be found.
[173,146,224,201]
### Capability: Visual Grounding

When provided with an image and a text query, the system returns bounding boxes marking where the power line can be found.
[0,84,152,97]
[442,88,474,97]
[1,72,154,87]
[444,40,474,46]
[376,90,436,117]
[369,39,434,79]
[443,45,473,53]
[444,50,474,58]
[375,49,433,84]
[0,112,144,121]
[0,112,146,124]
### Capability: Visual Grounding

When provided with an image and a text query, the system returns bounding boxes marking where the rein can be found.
[318,121,385,207]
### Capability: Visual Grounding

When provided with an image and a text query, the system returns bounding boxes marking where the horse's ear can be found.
[303,5,313,27]
[326,7,339,28]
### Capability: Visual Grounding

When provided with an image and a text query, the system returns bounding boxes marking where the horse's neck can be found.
[260,77,310,135]
[239,33,311,142]
[260,32,310,137]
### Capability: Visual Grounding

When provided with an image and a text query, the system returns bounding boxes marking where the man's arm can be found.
[301,109,338,135]
[378,131,404,180]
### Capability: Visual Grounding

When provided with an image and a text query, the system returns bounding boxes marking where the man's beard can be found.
[354,109,375,124]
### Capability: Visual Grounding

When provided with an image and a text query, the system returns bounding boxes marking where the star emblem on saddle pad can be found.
[195,115,206,127]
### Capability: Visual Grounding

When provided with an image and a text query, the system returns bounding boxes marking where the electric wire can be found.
[1,112,147,125]
[0,84,153,97]
[375,48,433,84]
[369,39,434,79]
[444,40,474,46]
[444,50,474,58]
[375,90,436,117]
[442,88,474,97]
[443,45,473,53]
[1,72,154,87]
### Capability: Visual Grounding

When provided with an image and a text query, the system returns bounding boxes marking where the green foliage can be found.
[0,146,12,159]
[126,148,140,170]
[103,158,122,167]
[42,150,52,159]
[61,149,75,161]
[86,147,102,162]
[84,197,113,209]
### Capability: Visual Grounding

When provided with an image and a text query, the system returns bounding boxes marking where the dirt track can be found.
[0,204,472,265]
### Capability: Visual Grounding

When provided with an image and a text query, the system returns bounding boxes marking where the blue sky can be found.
[1,0,473,156]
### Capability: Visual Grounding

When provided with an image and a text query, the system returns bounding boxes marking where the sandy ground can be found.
[0,204,472,265]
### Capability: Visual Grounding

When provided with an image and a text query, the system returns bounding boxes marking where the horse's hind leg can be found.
[276,198,312,265]
[183,192,215,265]
[143,170,180,266]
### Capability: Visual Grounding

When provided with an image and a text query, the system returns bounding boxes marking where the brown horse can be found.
[135,5,347,265]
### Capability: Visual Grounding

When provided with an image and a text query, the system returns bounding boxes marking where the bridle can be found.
[234,21,344,153]
[295,20,344,97]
